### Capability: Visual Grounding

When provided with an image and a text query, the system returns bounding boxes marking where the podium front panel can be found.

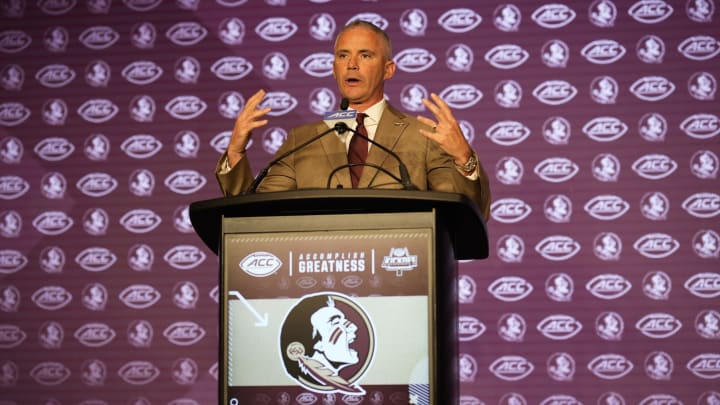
[220,212,439,404]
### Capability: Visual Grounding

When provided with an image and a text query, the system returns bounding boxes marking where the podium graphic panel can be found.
[221,212,442,404]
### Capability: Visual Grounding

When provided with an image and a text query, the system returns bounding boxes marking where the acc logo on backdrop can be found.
[489,355,534,381]
[631,154,677,180]
[586,274,632,300]
[677,35,720,61]
[0,30,32,53]
[118,361,160,385]
[488,276,533,302]
[484,44,528,70]
[635,313,682,339]
[164,245,206,270]
[581,39,625,64]
[680,113,720,139]
[165,95,206,120]
[0,102,30,127]
[537,314,582,340]
[532,80,577,105]
[211,56,252,81]
[490,198,531,223]
[255,17,297,41]
[587,354,633,379]
[0,176,30,200]
[628,0,674,24]
[300,52,334,77]
[166,22,207,46]
[438,8,482,33]
[486,121,530,146]
[531,4,576,28]
[35,64,75,88]
[394,48,436,73]
[280,292,374,395]
[79,26,119,50]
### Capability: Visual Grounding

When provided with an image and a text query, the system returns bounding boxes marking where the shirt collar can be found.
[360,99,386,127]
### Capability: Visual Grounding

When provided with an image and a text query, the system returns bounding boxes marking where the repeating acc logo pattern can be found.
[0,1,717,404]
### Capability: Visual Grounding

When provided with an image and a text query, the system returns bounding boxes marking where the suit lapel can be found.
[317,122,352,186]
[359,105,408,188]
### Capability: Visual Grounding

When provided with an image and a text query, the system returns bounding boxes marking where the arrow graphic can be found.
[229,290,268,327]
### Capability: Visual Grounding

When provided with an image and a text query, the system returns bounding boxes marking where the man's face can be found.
[332,26,395,110]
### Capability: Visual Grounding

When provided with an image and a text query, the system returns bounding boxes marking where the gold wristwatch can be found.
[454,152,478,173]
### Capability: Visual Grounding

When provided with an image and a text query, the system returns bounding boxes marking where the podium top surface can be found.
[189,189,488,260]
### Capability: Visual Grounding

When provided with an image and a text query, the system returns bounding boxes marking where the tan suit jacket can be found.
[215,103,490,220]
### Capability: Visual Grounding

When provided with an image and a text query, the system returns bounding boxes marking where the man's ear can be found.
[384,60,396,81]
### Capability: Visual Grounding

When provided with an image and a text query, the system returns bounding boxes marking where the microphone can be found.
[246,98,353,193]
[330,122,418,190]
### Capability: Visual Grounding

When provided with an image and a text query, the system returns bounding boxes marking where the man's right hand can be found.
[227,89,272,168]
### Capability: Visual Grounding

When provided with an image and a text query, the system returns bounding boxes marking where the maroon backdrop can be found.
[1,0,718,404]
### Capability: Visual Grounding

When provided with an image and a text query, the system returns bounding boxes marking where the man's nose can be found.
[347,55,359,70]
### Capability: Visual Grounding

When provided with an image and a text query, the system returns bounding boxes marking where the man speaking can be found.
[215,20,490,220]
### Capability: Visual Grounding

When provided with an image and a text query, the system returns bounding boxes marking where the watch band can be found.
[454,152,478,173]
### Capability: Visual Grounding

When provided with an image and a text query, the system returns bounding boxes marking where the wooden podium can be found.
[190,189,488,405]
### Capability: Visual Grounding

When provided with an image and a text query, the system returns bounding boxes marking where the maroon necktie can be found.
[348,113,368,188]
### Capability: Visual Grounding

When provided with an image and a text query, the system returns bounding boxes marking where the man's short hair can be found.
[337,20,393,60]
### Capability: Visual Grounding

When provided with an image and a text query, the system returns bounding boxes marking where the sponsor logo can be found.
[121,60,163,85]
[0,324,26,348]
[540,395,581,405]
[534,157,579,183]
[684,272,720,298]
[118,361,160,385]
[119,284,161,309]
[210,56,253,81]
[0,30,32,53]
[631,154,677,180]
[76,172,118,197]
[587,354,633,379]
[537,314,582,340]
[584,195,629,220]
[680,113,719,139]
[255,17,297,42]
[630,75,675,101]
[173,281,199,309]
[30,362,71,386]
[439,84,482,109]
[635,313,682,338]
[686,353,720,379]
[74,323,116,347]
[164,245,206,270]
[488,355,534,381]
[490,198,532,223]
[458,316,486,342]
[262,51,288,80]
[129,167,156,196]
[35,64,75,88]
[259,91,298,116]
[75,247,117,272]
[586,274,632,299]
[123,0,162,11]
[79,26,119,50]
[592,153,620,182]
[682,192,720,218]
[544,194,572,223]
[438,8,482,33]
[240,251,282,277]
[634,232,680,259]
[488,276,533,302]
[547,352,575,381]
[381,247,418,276]
[594,232,622,261]
[346,13,388,30]
[0,175,30,200]
[532,80,577,105]
[0,210,21,238]
[582,117,628,142]
[459,353,478,382]
[165,95,207,120]
[121,134,162,159]
[590,76,618,104]
[486,121,530,146]
[546,273,573,302]
[394,48,436,73]
[31,286,72,310]
[677,35,720,61]
[0,249,27,274]
[81,282,108,311]
[642,270,671,300]
[0,102,31,126]
[32,211,73,235]
[163,321,206,346]
[485,44,528,70]
[120,209,162,233]
[531,4,576,28]
[308,13,335,41]
[495,79,522,108]
[581,39,626,64]
[164,170,206,194]
[166,22,207,46]
[638,394,682,405]
[628,0,674,23]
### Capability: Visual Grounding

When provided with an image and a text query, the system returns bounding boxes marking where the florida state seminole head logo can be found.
[280,292,374,395]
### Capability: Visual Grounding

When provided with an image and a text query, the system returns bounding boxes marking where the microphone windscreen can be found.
[340,98,350,110]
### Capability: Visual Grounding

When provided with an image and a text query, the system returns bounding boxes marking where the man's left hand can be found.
[417,92,473,165]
